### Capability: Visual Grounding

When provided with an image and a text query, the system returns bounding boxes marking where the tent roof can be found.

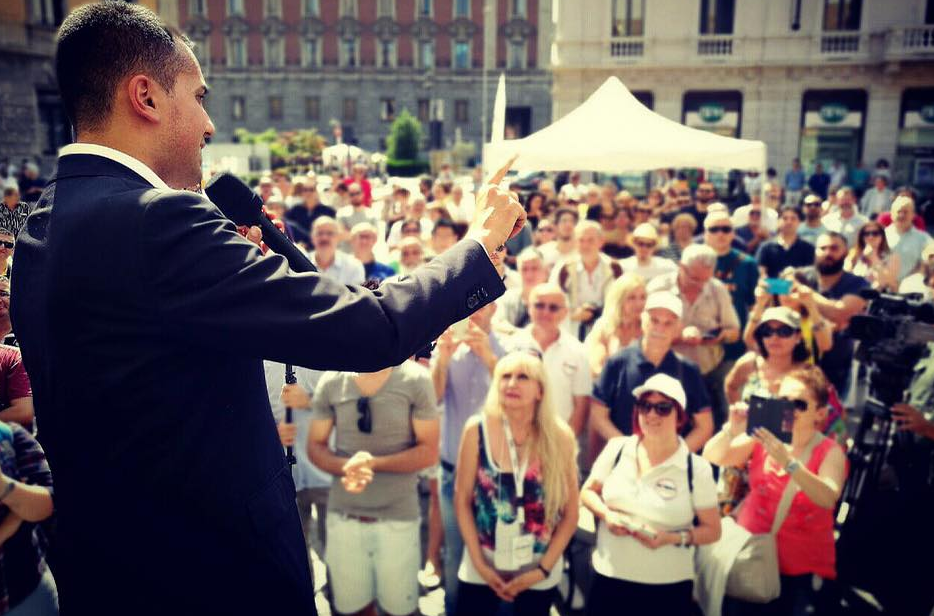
[484,77,766,173]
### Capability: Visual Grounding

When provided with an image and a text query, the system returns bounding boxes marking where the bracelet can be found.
[537,563,551,577]
[784,459,802,475]
[679,530,691,547]
[0,480,15,502]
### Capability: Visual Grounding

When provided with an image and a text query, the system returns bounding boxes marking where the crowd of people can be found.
[1,156,934,616]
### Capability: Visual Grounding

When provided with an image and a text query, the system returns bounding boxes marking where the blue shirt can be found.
[363,260,396,284]
[437,332,506,466]
[592,342,711,436]
[715,249,760,361]
[785,169,805,191]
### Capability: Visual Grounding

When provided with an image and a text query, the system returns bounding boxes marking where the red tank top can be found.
[737,437,845,579]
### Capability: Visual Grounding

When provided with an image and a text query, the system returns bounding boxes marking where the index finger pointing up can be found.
[487,155,519,186]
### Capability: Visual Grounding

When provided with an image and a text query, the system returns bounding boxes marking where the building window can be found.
[418,40,435,69]
[507,40,526,69]
[265,39,284,68]
[305,97,320,121]
[227,38,246,68]
[453,41,471,69]
[341,39,359,67]
[418,99,430,122]
[380,98,396,122]
[823,0,861,31]
[417,0,432,18]
[340,0,357,17]
[227,0,244,16]
[302,39,321,67]
[927,0,934,24]
[454,0,470,18]
[37,91,70,155]
[379,40,397,68]
[343,98,357,122]
[699,0,734,35]
[512,0,527,18]
[378,0,394,18]
[29,0,64,26]
[303,0,319,16]
[189,0,208,17]
[268,96,283,120]
[455,100,469,124]
[264,0,281,17]
[232,96,246,121]
[612,0,644,36]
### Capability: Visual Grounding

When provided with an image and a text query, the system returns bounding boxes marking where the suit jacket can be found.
[11,154,503,614]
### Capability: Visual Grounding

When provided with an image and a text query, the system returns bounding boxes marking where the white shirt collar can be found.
[59,143,169,190]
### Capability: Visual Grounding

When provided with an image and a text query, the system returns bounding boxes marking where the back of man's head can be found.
[56,2,192,134]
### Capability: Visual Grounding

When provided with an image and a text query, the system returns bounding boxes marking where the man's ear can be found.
[126,75,161,124]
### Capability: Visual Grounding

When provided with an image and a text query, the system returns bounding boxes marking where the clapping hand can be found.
[341,451,375,494]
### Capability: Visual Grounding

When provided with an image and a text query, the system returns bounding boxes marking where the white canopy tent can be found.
[483,77,766,174]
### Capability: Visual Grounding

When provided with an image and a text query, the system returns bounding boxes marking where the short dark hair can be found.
[553,207,579,225]
[778,205,803,221]
[786,364,830,409]
[432,218,457,237]
[819,230,848,249]
[56,2,194,133]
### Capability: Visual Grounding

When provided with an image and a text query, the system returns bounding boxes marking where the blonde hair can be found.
[483,352,575,525]
[599,273,646,334]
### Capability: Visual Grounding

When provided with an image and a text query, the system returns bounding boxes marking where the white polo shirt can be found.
[588,435,717,584]
[506,327,590,423]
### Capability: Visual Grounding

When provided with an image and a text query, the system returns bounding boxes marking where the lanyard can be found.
[502,419,530,523]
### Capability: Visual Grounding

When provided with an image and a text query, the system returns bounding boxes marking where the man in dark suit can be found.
[10,4,523,614]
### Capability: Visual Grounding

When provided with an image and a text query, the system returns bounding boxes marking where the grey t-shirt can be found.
[312,362,438,520]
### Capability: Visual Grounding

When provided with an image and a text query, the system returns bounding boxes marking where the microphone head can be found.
[204,172,264,226]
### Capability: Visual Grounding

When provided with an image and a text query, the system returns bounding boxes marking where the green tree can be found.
[386,109,422,161]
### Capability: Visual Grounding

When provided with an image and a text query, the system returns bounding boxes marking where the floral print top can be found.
[472,417,552,555]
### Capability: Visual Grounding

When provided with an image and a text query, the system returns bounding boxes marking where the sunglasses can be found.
[757,324,797,338]
[634,240,656,249]
[357,397,372,434]
[804,202,822,208]
[533,302,562,313]
[349,192,362,196]
[862,230,882,238]
[635,400,676,417]
[0,291,9,298]
[636,208,653,214]
[778,396,809,412]
[707,226,733,234]
[0,241,13,249]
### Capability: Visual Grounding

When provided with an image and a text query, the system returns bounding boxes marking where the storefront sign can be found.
[904,104,934,129]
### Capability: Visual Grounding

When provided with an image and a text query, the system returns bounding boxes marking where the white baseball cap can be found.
[644,291,683,319]
[632,373,687,411]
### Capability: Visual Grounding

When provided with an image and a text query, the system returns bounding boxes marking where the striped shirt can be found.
[0,202,34,240]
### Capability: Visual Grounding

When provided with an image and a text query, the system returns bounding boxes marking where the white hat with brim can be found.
[632,373,687,411]
[644,291,683,319]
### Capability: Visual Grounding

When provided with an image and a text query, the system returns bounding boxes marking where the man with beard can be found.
[795,231,868,395]
[539,207,580,272]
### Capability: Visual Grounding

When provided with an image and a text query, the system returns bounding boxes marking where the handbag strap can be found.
[769,432,823,535]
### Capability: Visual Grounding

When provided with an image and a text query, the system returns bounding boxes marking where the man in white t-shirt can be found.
[619,223,677,282]
[506,282,590,436]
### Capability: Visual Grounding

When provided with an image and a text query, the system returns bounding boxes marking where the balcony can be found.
[820,33,861,55]
[609,36,644,59]
[697,35,734,57]
[885,25,934,61]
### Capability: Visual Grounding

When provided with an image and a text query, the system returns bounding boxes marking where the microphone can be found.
[204,172,317,274]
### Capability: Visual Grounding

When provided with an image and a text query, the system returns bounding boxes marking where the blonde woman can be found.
[454,352,579,616]
[584,273,647,379]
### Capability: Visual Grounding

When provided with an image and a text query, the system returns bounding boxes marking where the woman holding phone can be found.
[844,221,900,292]
[703,364,848,615]
[581,374,721,616]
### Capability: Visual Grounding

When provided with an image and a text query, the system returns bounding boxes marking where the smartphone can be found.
[765,277,792,295]
[747,395,795,444]
[702,327,722,341]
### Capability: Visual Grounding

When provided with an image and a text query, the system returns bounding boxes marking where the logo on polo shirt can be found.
[655,478,678,500]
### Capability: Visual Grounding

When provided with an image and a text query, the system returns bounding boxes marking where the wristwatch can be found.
[679,530,691,547]
[784,459,802,475]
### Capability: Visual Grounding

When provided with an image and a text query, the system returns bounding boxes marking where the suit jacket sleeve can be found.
[139,190,504,371]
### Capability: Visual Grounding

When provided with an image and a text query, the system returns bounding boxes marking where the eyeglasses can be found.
[862,230,882,238]
[634,240,656,249]
[707,226,733,234]
[0,241,13,249]
[533,302,562,313]
[0,291,9,298]
[778,396,809,412]
[635,400,676,417]
[636,208,653,214]
[757,324,797,338]
[357,398,372,433]
[804,202,822,208]
[749,210,762,216]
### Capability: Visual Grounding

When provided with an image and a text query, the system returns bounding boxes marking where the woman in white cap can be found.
[581,373,721,615]
[704,364,848,615]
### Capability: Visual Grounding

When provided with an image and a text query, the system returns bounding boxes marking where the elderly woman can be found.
[0,421,57,615]
[658,213,698,263]
[584,273,647,379]
[844,221,900,292]
[454,352,579,616]
[581,374,721,616]
[703,364,848,616]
